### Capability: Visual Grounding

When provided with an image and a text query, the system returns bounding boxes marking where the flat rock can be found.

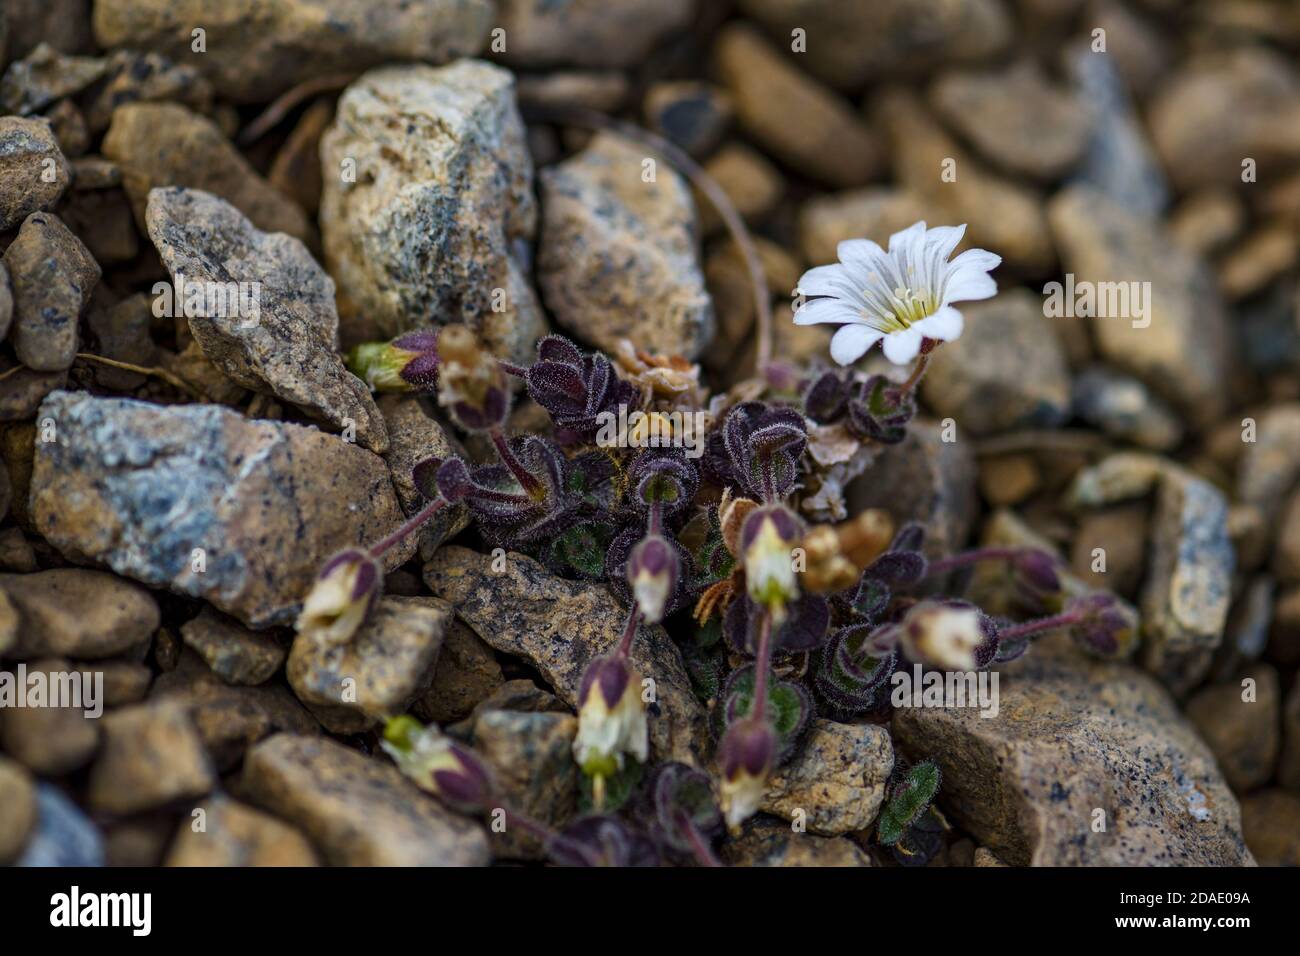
[80,50,214,134]
[538,131,714,358]
[17,784,104,867]
[165,794,320,867]
[698,143,784,233]
[242,733,489,866]
[320,61,544,366]
[495,0,693,69]
[721,815,874,866]
[0,658,101,775]
[31,391,412,629]
[1185,665,1280,794]
[377,394,470,560]
[180,606,286,686]
[759,719,893,836]
[416,618,504,724]
[0,755,37,864]
[0,42,108,115]
[1070,365,1184,451]
[424,546,711,765]
[0,116,71,230]
[892,634,1255,865]
[92,0,493,103]
[1048,185,1231,427]
[3,211,99,372]
[0,568,158,659]
[102,102,311,242]
[145,187,386,452]
[921,290,1071,436]
[287,595,451,733]
[87,700,216,815]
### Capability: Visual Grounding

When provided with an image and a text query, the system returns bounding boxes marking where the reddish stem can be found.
[617,608,642,659]
[998,609,1087,644]
[751,609,774,721]
[368,497,447,558]
[925,546,1029,577]
[490,427,545,499]
[678,811,723,868]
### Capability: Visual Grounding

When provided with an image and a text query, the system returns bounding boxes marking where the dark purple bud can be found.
[846,375,915,444]
[628,533,680,624]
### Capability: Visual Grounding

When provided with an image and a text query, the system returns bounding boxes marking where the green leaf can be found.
[578,760,643,814]
[877,760,942,846]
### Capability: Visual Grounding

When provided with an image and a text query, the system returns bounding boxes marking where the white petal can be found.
[830,324,883,365]
[794,297,862,326]
[925,224,966,261]
[915,306,964,342]
[837,238,886,273]
[881,327,924,365]
[887,220,927,254]
[795,263,860,299]
[942,248,1001,303]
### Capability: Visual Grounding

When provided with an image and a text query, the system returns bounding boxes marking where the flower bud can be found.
[740,504,803,614]
[436,325,509,431]
[1012,548,1065,613]
[346,330,440,393]
[898,600,998,671]
[1066,592,1139,659]
[573,654,648,780]
[627,534,679,624]
[381,716,494,815]
[718,716,776,829]
[295,548,382,646]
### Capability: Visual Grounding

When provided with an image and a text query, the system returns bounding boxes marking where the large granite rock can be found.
[759,720,893,836]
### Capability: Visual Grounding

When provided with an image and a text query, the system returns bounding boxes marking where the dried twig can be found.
[73,353,205,401]
[238,72,358,146]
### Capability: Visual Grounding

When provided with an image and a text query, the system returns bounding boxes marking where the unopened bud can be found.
[740,504,803,614]
[346,330,440,392]
[718,717,776,829]
[1066,592,1139,659]
[898,600,998,671]
[628,534,679,624]
[295,548,382,646]
[381,716,494,814]
[574,654,648,780]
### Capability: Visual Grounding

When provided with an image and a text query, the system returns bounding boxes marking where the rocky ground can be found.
[0,0,1298,867]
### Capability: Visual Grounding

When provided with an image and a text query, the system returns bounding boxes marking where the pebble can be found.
[416,619,504,724]
[798,187,926,267]
[165,794,320,867]
[1218,224,1297,301]
[0,755,37,863]
[697,143,784,234]
[1185,665,1280,793]
[721,816,874,867]
[495,0,693,69]
[0,568,158,659]
[0,42,107,115]
[1240,790,1300,866]
[17,784,104,867]
[0,116,71,230]
[1070,365,1184,451]
[515,71,630,114]
[644,80,733,159]
[180,606,286,686]
[87,700,215,815]
[80,50,214,134]
[266,98,332,219]
[1168,189,1246,258]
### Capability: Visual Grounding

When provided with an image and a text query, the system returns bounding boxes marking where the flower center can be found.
[880,286,933,332]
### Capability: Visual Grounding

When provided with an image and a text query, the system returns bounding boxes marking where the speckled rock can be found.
[736,0,1010,90]
[892,634,1255,865]
[879,90,1052,275]
[930,61,1090,180]
[80,50,214,134]
[417,619,504,724]
[496,0,694,69]
[1186,665,1280,793]
[0,116,71,230]
[465,708,578,859]
[1048,185,1231,428]
[1240,790,1300,866]
[644,80,732,159]
[145,187,386,452]
[0,42,107,115]
[180,607,286,686]
[847,418,978,560]
[102,103,310,242]
[722,815,874,866]
[287,595,451,733]
[319,61,544,366]
[1237,404,1300,539]
[0,658,99,774]
[1071,365,1184,451]
[538,131,713,359]
[92,0,493,103]
[3,211,99,372]
[0,568,158,659]
[377,394,470,560]
[798,187,927,267]
[758,720,893,836]
[715,23,881,188]
[1069,503,1149,599]
[87,700,215,815]
[921,290,1071,436]
[31,391,412,629]
[242,733,489,866]
[166,794,320,867]
[0,755,37,863]
[17,784,104,867]
[424,546,711,765]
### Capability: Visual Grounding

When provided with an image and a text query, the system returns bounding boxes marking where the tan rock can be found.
[3,211,99,372]
[0,658,101,775]
[0,756,37,864]
[759,720,893,836]
[0,568,158,659]
[697,142,784,234]
[416,619,504,724]
[798,187,927,267]
[722,816,874,866]
[1240,789,1300,866]
[1186,665,1281,793]
[87,700,215,815]
[377,394,470,561]
[0,116,71,231]
[180,607,286,686]
[166,795,319,866]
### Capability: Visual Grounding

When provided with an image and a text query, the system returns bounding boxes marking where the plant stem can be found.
[72,353,205,400]
[616,607,642,658]
[648,500,663,536]
[997,608,1086,644]
[900,352,930,393]
[368,497,447,558]
[925,546,1028,577]
[752,609,773,721]
[489,427,545,499]
[678,812,723,868]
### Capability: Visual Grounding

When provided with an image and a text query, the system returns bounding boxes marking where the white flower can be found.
[573,655,649,778]
[794,222,1001,366]
[899,601,992,671]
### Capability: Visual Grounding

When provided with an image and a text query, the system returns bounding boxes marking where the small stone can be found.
[0,116,72,230]
[1237,404,1300,532]
[87,700,215,815]
[58,181,138,264]
[892,635,1254,865]
[466,708,578,859]
[715,23,882,188]
[1168,189,1246,258]
[1269,587,1300,668]
[930,60,1090,180]
[848,418,978,559]
[17,784,104,867]
[31,391,412,629]
[0,756,37,863]
[377,394,470,560]
[102,102,311,242]
[1219,224,1297,301]
[1048,185,1231,427]
[697,143,784,233]
[759,719,893,836]
[1240,790,1300,866]
[158,341,248,406]
[416,619,504,724]
[104,816,175,867]
[242,733,489,866]
[703,236,802,365]
[0,568,159,660]
[978,454,1040,508]
[1186,665,1280,793]
[1212,575,1275,683]
[879,90,1053,275]
[92,0,493,103]
[921,290,1071,436]
[145,187,386,452]
[0,42,107,115]
[1084,0,1171,97]
[495,0,692,68]
[1070,365,1184,451]
[424,546,711,765]
[3,211,100,372]
[80,50,214,134]
[319,62,544,366]
[516,71,630,114]
[644,80,732,158]
[84,660,153,707]
[538,131,714,359]
[166,795,320,867]
[466,679,569,720]
[70,156,122,190]
[43,97,89,157]
[798,187,927,267]
[287,595,451,733]
[722,816,874,867]
[973,846,1007,866]
[1279,678,1300,791]
[181,607,287,686]
[83,293,156,390]
[0,528,37,573]
[1069,503,1149,599]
